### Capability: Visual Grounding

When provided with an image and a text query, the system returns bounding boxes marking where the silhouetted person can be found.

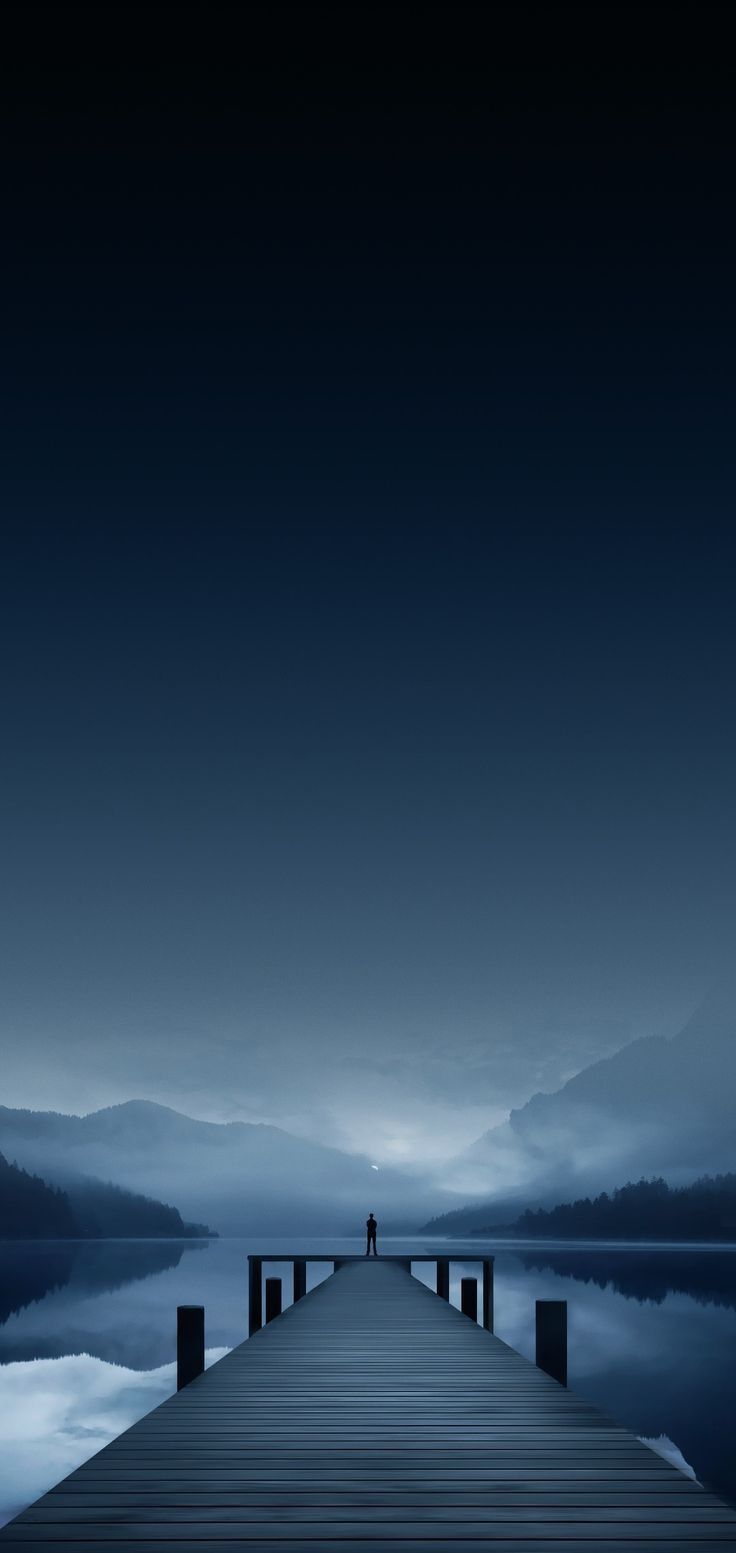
[366,1213,378,1255]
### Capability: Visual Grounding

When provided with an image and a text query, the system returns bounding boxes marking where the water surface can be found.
[1,1235,735,1525]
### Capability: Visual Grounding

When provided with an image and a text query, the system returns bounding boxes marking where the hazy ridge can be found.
[3,995,735,1236]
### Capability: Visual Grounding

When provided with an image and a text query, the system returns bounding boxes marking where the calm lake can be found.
[1,1235,735,1525]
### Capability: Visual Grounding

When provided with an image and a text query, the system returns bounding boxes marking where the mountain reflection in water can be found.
[0,1238,207,1356]
[516,1244,736,1310]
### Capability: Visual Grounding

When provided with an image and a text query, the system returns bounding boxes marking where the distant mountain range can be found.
[0,1100,438,1234]
[427,992,736,1231]
[0,1150,212,1239]
[4,994,734,1237]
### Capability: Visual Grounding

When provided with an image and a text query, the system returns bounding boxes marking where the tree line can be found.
[512,1174,736,1240]
[0,1151,212,1238]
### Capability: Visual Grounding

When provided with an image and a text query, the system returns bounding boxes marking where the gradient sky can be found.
[1,7,735,1162]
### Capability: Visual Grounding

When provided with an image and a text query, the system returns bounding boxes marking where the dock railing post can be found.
[482,1258,494,1332]
[177,1305,204,1391]
[293,1259,307,1302]
[436,1258,450,1300]
[248,1256,263,1336]
[265,1277,282,1323]
[460,1277,477,1321]
[536,1299,567,1386]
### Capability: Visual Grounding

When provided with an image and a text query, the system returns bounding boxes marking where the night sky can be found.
[1,7,735,1163]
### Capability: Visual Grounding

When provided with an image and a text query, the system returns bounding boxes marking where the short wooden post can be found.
[482,1258,494,1332]
[460,1277,477,1321]
[177,1305,204,1391]
[248,1256,262,1336]
[436,1258,450,1300]
[293,1259,307,1302]
[265,1277,282,1323]
[536,1299,567,1386]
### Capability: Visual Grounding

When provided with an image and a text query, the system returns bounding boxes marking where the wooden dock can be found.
[3,1256,736,1550]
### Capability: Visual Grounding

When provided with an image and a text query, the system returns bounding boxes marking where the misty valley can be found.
[2,992,736,1243]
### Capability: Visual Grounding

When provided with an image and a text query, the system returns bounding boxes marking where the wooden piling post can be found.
[248,1256,263,1336]
[436,1258,450,1300]
[460,1277,477,1321]
[293,1259,307,1302]
[265,1277,282,1324]
[482,1258,494,1332]
[177,1305,204,1391]
[536,1299,567,1386]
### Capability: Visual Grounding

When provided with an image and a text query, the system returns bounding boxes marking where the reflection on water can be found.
[516,1243,736,1310]
[1,1236,735,1525]
[0,1349,227,1528]
[0,1239,206,1334]
[472,1240,736,1514]
[640,1434,699,1481]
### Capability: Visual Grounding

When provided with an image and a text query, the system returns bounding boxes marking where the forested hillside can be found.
[0,1150,213,1238]
[510,1175,736,1241]
[0,1153,76,1237]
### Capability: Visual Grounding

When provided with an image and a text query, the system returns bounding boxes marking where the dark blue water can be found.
[1,1235,735,1525]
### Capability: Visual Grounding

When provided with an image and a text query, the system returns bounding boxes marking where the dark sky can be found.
[1,6,734,1162]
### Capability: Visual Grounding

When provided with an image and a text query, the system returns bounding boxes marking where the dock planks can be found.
[3,1257,736,1550]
